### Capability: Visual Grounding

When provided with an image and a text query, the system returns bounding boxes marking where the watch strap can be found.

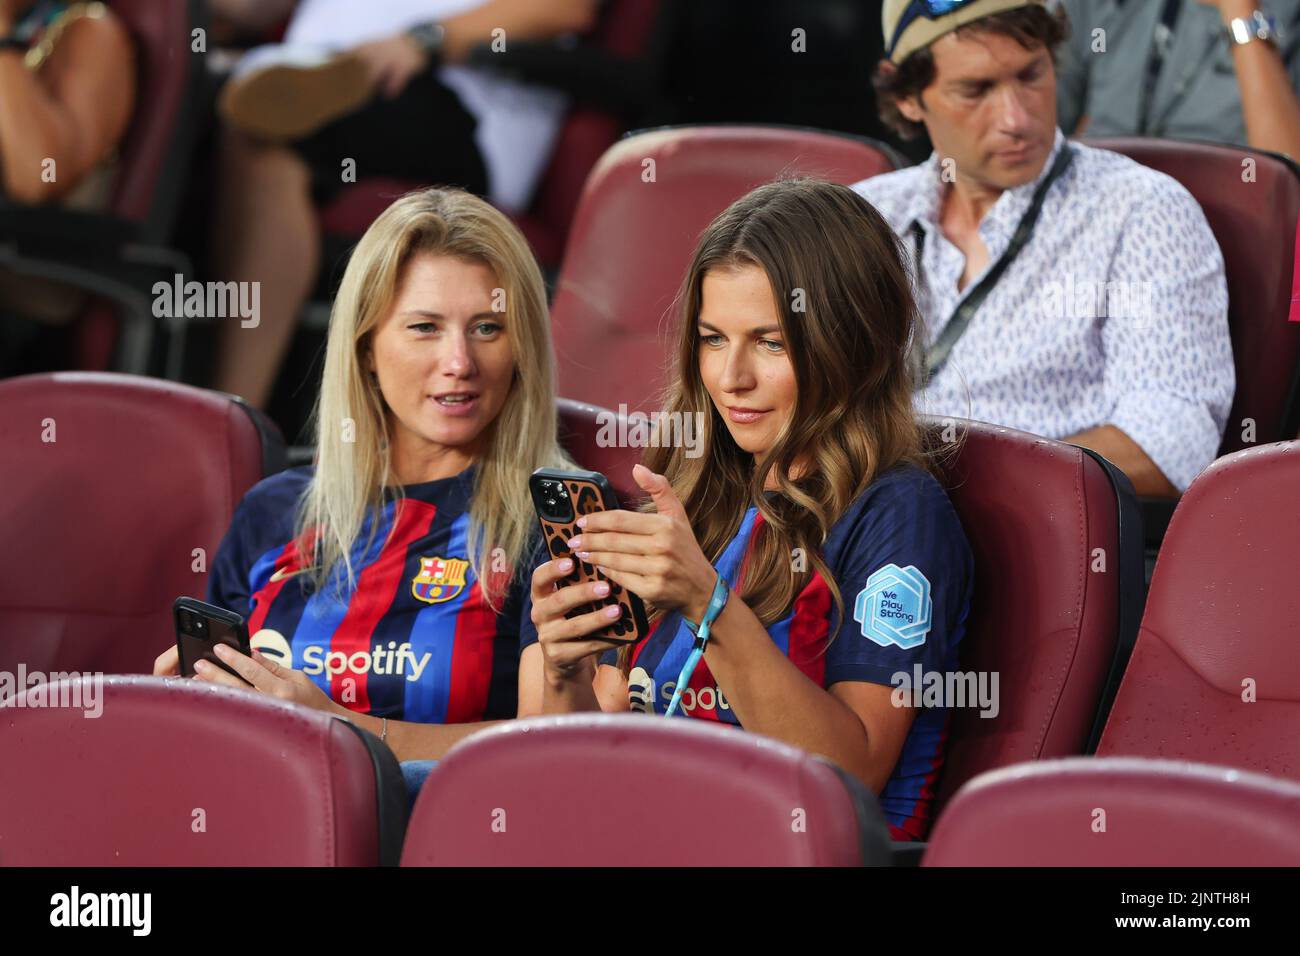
[407,21,446,64]
[1227,10,1281,47]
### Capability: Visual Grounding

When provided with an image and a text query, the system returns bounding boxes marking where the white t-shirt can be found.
[258,0,569,212]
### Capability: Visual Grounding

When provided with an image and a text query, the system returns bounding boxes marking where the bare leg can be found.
[210,129,320,408]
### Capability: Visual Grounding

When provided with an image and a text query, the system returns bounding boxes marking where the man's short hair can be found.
[874,5,1070,141]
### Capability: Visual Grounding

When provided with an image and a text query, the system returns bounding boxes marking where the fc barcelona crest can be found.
[412,555,469,604]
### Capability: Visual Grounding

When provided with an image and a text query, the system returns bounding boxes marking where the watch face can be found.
[410,23,445,56]
[1229,13,1280,45]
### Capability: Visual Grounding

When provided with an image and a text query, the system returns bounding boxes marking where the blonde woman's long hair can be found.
[295,187,572,609]
[640,179,930,644]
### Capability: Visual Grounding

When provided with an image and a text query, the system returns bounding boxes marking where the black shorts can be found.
[292,68,489,205]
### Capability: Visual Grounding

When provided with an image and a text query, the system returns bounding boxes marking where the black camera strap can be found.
[910,143,1075,387]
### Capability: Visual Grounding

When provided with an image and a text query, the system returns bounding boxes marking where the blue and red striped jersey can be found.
[208,465,535,724]
[540,464,973,840]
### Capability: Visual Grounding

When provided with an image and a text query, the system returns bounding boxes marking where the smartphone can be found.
[173,597,252,679]
[530,468,650,646]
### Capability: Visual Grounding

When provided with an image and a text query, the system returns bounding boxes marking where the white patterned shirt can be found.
[852,128,1234,492]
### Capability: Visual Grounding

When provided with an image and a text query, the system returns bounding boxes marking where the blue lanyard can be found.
[664,572,730,717]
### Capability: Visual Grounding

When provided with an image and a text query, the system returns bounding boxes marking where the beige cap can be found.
[883,0,1046,65]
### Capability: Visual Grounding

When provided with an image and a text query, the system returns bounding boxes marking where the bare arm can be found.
[0,8,135,204]
[1066,424,1180,498]
[594,663,633,712]
[440,0,600,63]
[341,643,548,761]
[1212,0,1300,158]
[556,594,914,792]
[686,591,916,794]
[348,0,600,99]
[207,0,297,32]
[554,465,920,793]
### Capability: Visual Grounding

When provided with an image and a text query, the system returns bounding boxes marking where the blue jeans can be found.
[400,760,438,810]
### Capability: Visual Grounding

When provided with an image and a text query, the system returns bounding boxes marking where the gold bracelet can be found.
[25,1,107,71]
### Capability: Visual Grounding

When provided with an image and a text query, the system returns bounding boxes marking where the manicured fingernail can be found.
[593,581,610,596]
[576,516,587,528]
[194,660,209,672]
[567,536,582,549]
[213,644,231,659]
[557,558,573,571]
[604,605,621,618]
[578,551,591,560]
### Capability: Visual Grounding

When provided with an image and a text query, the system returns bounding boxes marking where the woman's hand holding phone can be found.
[155,626,343,717]
[191,642,343,714]
[152,645,181,677]
[568,465,718,622]
[532,465,719,688]
[530,556,631,682]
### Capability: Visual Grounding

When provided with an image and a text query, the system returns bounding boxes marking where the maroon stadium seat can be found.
[549,124,902,411]
[0,373,285,676]
[1096,440,1300,778]
[0,676,405,865]
[1091,138,1300,453]
[556,397,643,504]
[401,714,891,866]
[927,419,1145,815]
[317,0,665,270]
[108,0,202,229]
[924,757,1300,866]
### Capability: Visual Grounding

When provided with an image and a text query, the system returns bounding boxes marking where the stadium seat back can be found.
[550,125,901,411]
[0,676,405,865]
[513,0,666,266]
[41,1,207,372]
[108,0,204,237]
[928,420,1144,813]
[924,757,1300,866]
[1092,138,1300,451]
[1097,440,1300,778]
[401,714,892,866]
[0,373,285,675]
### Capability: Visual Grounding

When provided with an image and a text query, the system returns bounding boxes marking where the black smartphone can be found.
[530,468,650,646]
[173,596,252,679]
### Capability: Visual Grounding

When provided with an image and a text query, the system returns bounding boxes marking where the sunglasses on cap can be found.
[886,0,981,60]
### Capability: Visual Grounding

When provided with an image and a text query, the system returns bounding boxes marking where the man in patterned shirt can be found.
[855,0,1234,496]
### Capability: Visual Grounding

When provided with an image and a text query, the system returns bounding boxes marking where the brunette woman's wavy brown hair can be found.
[627,178,931,666]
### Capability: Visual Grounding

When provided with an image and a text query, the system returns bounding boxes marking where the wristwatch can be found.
[406,21,446,65]
[1226,9,1283,49]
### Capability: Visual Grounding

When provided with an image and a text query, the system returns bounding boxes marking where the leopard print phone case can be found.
[530,468,650,645]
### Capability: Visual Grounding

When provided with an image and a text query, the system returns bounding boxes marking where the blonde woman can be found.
[155,188,571,779]
[527,180,974,842]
